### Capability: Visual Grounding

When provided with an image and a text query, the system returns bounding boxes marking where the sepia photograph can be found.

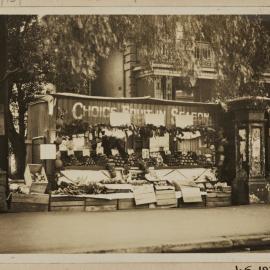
[0,5,270,259]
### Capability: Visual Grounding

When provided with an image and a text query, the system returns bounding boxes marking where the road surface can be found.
[0,205,270,253]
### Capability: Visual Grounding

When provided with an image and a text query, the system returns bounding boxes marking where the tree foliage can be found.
[44,15,270,98]
[7,15,52,177]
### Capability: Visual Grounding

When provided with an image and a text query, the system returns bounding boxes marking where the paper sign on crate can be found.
[145,113,165,127]
[40,144,56,160]
[133,185,156,205]
[110,111,131,127]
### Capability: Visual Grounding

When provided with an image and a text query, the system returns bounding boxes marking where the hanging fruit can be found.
[219,154,225,161]
[217,145,224,153]
[55,159,63,169]
[210,144,215,151]
[56,117,64,129]
[55,136,63,145]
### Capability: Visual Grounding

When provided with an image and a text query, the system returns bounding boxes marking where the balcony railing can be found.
[136,40,216,70]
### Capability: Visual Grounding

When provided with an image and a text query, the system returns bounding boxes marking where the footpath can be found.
[0,204,270,253]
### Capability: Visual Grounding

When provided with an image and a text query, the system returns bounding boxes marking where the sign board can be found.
[149,133,170,152]
[127,149,134,155]
[142,148,150,159]
[55,94,217,128]
[110,111,131,127]
[133,185,156,205]
[96,144,104,155]
[181,186,202,203]
[73,135,85,151]
[82,148,90,157]
[145,113,165,126]
[175,114,194,128]
[40,144,57,160]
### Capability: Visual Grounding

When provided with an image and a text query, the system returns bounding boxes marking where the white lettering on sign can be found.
[71,102,210,125]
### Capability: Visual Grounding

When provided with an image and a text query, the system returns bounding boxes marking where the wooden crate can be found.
[10,193,49,212]
[206,193,232,207]
[118,198,136,210]
[50,196,85,212]
[155,190,177,207]
[24,164,48,194]
[85,198,117,212]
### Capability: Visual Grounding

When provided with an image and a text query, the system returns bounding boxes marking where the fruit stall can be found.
[8,93,234,212]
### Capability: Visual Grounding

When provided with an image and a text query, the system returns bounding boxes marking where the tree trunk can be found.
[7,104,26,178]
[14,138,26,178]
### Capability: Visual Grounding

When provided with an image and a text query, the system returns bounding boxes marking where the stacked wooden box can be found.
[206,188,232,207]
[50,196,85,212]
[118,198,136,210]
[155,189,177,209]
[85,198,117,212]
[10,193,49,212]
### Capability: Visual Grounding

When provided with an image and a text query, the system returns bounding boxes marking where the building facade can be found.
[92,41,218,102]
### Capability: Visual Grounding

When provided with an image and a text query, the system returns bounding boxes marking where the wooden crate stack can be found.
[155,189,177,209]
[10,193,49,212]
[118,198,136,210]
[50,196,85,212]
[85,198,117,212]
[206,188,232,207]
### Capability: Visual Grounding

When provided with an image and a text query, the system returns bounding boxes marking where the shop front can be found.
[9,93,262,212]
